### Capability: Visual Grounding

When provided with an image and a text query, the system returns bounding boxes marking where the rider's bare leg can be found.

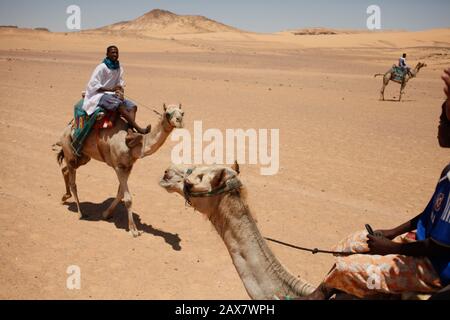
[118,105,151,134]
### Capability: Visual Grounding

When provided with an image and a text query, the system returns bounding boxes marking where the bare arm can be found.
[375,213,422,240]
[368,235,450,258]
[442,68,450,119]
[97,85,123,93]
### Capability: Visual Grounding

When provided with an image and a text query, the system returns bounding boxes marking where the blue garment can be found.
[417,164,450,286]
[103,57,120,70]
[98,94,136,111]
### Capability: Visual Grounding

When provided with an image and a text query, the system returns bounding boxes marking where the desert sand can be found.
[1,10,450,299]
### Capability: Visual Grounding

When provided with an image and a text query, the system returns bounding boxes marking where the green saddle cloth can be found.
[71,100,102,157]
[392,66,407,82]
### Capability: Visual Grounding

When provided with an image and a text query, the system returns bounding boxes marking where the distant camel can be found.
[159,163,315,299]
[54,104,184,237]
[375,62,427,101]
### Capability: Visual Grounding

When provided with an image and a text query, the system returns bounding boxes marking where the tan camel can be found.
[159,163,315,299]
[55,104,184,237]
[159,164,446,300]
[375,62,427,101]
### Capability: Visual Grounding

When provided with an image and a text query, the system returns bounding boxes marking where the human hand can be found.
[367,234,400,255]
[115,90,124,101]
[373,229,397,240]
[113,85,124,92]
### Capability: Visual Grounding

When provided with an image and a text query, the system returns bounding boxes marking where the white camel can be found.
[55,104,184,237]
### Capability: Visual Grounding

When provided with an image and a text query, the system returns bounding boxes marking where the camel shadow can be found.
[381,98,416,102]
[65,198,182,251]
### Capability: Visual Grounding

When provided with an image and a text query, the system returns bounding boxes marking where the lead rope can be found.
[264,237,357,256]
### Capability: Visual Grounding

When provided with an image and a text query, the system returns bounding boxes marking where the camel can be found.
[159,163,316,299]
[159,163,450,300]
[375,62,427,101]
[55,104,184,237]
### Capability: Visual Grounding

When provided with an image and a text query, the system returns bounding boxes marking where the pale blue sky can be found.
[0,0,449,32]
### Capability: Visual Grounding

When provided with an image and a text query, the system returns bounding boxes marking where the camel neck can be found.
[212,194,314,299]
[141,118,172,158]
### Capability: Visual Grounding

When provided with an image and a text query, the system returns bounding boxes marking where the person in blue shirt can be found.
[293,68,450,300]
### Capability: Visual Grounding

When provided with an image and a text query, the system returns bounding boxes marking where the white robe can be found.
[82,63,125,115]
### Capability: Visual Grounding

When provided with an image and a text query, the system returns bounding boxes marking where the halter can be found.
[183,168,243,206]
[162,110,177,133]
[166,111,176,121]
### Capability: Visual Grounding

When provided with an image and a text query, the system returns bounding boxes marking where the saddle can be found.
[71,99,118,156]
[391,65,408,82]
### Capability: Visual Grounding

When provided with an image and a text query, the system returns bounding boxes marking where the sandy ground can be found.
[0,28,449,299]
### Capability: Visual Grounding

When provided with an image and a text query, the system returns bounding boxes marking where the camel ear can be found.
[210,169,227,189]
[163,103,167,111]
[179,103,182,109]
[231,161,240,175]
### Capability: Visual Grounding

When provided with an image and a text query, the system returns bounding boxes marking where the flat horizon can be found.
[1,0,449,33]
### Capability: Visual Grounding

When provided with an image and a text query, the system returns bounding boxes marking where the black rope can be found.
[125,94,157,113]
[264,237,357,256]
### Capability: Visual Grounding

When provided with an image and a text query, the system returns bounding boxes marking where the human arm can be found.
[367,235,450,258]
[374,213,422,240]
[442,68,450,119]
[88,65,123,93]
[97,85,123,93]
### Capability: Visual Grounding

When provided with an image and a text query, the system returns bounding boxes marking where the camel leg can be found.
[399,82,406,101]
[380,76,390,101]
[61,165,72,203]
[115,166,141,237]
[102,185,124,220]
[379,83,386,101]
[68,166,85,219]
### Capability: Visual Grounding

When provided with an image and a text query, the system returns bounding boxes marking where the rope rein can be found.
[264,237,357,256]
[181,169,356,257]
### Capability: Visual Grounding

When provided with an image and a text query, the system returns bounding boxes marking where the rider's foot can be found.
[134,124,151,135]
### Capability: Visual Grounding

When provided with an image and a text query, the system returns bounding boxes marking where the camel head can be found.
[159,162,242,215]
[412,62,427,76]
[161,103,184,129]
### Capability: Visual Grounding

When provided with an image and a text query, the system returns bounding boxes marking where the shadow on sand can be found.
[65,198,182,251]
[381,98,416,102]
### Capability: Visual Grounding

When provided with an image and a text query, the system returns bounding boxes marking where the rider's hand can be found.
[367,234,401,255]
[113,85,124,92]
[115,90,124,101]
[373,229,397,240]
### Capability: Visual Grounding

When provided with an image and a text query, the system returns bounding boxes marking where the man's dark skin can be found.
[368,68,450,258]
[100,46,150,134]
[296,68,450,300]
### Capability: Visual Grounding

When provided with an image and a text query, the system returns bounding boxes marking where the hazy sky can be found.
[0,0,449,33]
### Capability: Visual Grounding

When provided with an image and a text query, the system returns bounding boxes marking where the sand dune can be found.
[0,18,449,300]
[96,9,243,35]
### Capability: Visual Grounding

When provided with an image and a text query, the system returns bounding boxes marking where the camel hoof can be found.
[61,193,72,203]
